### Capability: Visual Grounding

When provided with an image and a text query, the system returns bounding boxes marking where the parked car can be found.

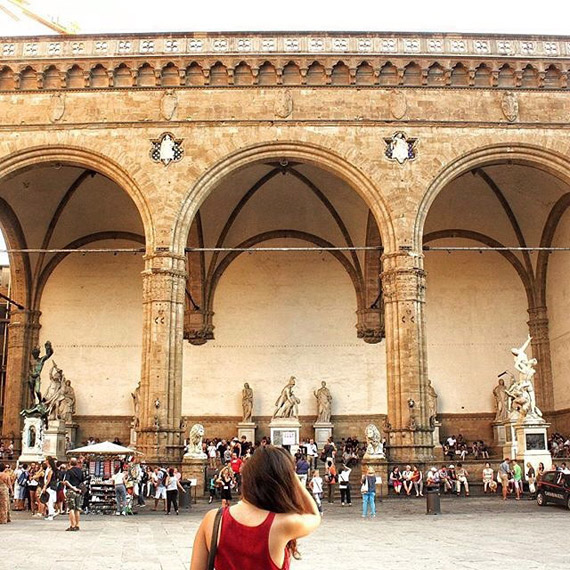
[536,470,570,510]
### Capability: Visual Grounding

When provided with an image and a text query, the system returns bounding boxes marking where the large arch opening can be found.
[182,158,388,438]
[421,152,570,443]
[0,157,146,445]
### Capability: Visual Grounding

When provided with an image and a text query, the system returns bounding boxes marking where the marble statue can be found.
[273,376,299,419]
[364,423,384,457]
[493,377,509,422]
[426,379,438,428]
[131,381,141,428]
[60,379,76,424]
[42,362,76,423]
[27,341,54,407]
[43,362,66,421]
[506,335,542,420]
[314,381,332,423]
[242,383,253,423]
[186,423,206,457]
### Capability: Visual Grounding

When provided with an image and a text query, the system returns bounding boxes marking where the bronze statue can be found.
[28,341,54,405]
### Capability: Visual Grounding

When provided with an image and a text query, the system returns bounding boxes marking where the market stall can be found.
[67,441,140,515]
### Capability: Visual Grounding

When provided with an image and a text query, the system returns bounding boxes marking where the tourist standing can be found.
[229,453,243,493]
[499,458,511,501]
[526,462,536,499]
[63,457,84,531]
[165,467,186,515]
[306,438,318,470]
[361,466,377,518]
[41,456,58,521]
[295,455,310,487]
[0,463,11,524]
[512,459,523,500]
[190,445,320,570]
[217,466,234,508]
[153,466,167,511]
[338,464,352,506]
[27,463,40,515]
[309,469,323,515]
[325,459,337,503]
[112,465,127,515]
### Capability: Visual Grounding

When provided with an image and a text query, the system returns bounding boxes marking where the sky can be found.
[3,0,570,36]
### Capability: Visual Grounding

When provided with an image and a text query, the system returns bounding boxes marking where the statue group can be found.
[493,335,542,423]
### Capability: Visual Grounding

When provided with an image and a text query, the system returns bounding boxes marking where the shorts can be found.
[221,488,232,501]
[57,489,65,503]
[15,486,26,500]
[66,489,81,511]
[155,487,166,500]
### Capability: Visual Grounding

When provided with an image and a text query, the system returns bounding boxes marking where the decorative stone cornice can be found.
[2,32,570,61]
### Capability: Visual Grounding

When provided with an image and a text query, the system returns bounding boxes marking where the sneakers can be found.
[45,516,54,521]
[115,512,121,516]
[341,502,345,506]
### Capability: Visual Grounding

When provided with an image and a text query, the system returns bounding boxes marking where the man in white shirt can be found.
[306,439,318,470]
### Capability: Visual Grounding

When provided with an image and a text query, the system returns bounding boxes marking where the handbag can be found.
[40,491,50,504]
[360,479,369,494]
[206,508,224,570]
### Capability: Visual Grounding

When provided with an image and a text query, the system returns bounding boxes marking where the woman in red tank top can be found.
[190,446,321,570]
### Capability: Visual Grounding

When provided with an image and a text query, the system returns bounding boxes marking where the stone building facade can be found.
[1,31,570,463]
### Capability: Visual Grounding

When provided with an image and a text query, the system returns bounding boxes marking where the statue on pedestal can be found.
[60,379,76,424]
[273,376,300,419]
[314,381,332,423]
[186,423,207,457]
[44,362,65,420]
[21,341,54,418]
[506,335,542,420]
[242,383,253,423]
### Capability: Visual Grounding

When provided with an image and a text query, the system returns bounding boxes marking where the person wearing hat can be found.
[361,466,377,518]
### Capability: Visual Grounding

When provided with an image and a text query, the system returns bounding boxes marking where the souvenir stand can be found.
[67,441,138,515]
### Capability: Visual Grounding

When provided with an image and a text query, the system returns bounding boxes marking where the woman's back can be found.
[215,505,289,570]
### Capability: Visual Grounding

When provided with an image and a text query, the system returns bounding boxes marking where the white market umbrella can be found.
[67,441,139,455]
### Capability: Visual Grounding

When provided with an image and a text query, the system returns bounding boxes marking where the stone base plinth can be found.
[362,455,388,497]
[313,422,333,448]
[181,456,208,497]
[19,416,45,463]
[237,422,257,443]
[270,417,301,454]
[66,422,79,450]
[513,419,552,470]
[42,419,67,461]
[493,421,508,447]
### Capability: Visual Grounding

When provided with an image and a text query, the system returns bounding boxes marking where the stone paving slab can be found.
[2,497,568,570]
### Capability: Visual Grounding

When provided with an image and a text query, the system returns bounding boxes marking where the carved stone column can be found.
[1,309,41,453]
[136,252,186,464]
[527,306,554,413]
[381,250,433,462]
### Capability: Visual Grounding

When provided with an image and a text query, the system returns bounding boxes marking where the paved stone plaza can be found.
[3,497,568,570]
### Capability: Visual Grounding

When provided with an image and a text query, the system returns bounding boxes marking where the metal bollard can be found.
[426,487,441,515]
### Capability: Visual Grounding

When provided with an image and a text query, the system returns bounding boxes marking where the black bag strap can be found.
[207,508,224,570]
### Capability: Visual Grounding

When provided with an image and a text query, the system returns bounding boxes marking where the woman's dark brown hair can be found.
[241,445,309,559]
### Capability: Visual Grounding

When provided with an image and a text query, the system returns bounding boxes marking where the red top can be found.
[214,507,290,570]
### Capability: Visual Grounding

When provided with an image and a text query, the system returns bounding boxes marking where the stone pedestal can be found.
[42,419,67,461]
[362,455,388,497]
[270,417,301,455]
[181,455,208,497]
[513,418,552,470]
[493,421,507,447]
[66,422,79,449]
[313,422,333,448]
[237,422,257,443]
[19,416,45,463]
[432,422,444,461]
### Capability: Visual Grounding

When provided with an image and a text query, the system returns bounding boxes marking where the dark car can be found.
[536,470,570,510]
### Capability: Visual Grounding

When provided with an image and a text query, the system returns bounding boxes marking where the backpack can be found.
[17,470,28,486]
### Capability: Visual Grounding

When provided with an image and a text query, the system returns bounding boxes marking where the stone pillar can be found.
[381,251,433,462]
[1,309,40,454]
[136,252,186,464]
[527,306,554,413]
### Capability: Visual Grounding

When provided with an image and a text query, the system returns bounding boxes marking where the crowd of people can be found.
[441,434,490,461]
[548,432,570,458]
